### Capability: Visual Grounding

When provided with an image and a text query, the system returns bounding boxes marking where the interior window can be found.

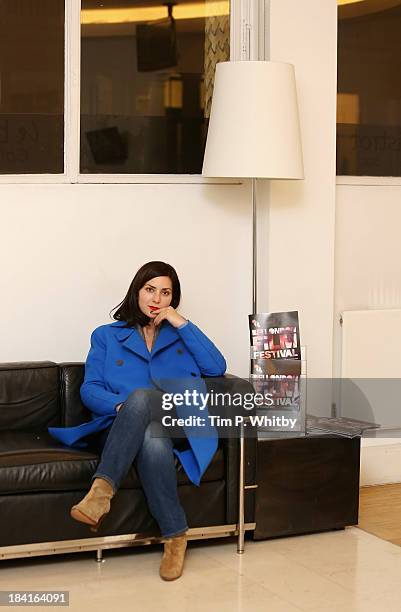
[337,0,401,176]
[80,0,230,174]
[0,0,64,174]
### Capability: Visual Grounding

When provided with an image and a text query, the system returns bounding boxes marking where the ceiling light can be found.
[337,0,365,5]
[81,2,229,25]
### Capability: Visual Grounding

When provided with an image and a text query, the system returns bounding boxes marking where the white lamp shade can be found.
[202,61,304,179]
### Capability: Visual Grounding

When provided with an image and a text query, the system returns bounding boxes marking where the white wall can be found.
[335,184,401,484]
[268,0,401,485]
[335,184,401,320]
[263,0,338,383]
[0,182,252,376]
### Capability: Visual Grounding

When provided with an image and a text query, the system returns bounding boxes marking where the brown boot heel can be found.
[159,533,188,581]
[70,478,114,531]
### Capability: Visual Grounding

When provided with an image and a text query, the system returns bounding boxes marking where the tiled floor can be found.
[1,528,401,611]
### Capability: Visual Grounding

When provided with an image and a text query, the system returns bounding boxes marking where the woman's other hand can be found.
[152,306,187,328]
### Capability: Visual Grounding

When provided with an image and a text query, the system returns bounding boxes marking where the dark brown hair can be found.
[110,261,181,327]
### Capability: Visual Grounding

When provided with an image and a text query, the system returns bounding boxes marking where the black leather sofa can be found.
[0,362,256,561]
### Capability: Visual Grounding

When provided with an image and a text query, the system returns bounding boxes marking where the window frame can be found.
[336,176,401,186]
[0,0,265,184]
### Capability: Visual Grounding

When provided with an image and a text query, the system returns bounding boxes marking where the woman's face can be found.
[138,276,173,319]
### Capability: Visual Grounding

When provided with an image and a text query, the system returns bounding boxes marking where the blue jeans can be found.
[91,388,188,538]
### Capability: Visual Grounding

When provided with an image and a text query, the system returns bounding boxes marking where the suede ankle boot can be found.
[159,532,188,581]
[70,477,115,532]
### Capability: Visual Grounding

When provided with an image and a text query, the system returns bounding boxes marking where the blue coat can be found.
[48,320,227,486]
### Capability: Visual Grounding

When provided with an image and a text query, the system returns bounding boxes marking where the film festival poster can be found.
[251,358,302,409]
[249,311,301,360]
[248,312,302,410]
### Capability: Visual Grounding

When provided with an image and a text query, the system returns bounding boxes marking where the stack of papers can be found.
[306,415,380,438]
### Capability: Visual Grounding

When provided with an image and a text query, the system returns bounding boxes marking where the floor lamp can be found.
[202,61,304,553]
[202,61,304,314]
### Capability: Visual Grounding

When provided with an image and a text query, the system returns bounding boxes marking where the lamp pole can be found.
[201,62,304,554]
[252,177,257,314]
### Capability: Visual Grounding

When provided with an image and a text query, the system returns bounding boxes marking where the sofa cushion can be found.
[0,362,60,431]
[0,430,224,494]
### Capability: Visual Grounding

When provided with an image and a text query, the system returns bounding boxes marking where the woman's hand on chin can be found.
[152,306,187,328]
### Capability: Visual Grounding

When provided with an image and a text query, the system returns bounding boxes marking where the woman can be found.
[48,261,226,581]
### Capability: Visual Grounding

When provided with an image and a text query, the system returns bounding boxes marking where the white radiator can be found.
[341,309,401,378]
[340,308,401,431]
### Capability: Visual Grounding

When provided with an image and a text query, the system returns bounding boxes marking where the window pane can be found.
[0,0,64,174]
[337,0,401,176]
[80,0,230,174]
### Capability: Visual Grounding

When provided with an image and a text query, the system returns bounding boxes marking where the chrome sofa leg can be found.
[96,548,104,563]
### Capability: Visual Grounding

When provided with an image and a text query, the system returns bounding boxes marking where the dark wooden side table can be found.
[253,434,361,540]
